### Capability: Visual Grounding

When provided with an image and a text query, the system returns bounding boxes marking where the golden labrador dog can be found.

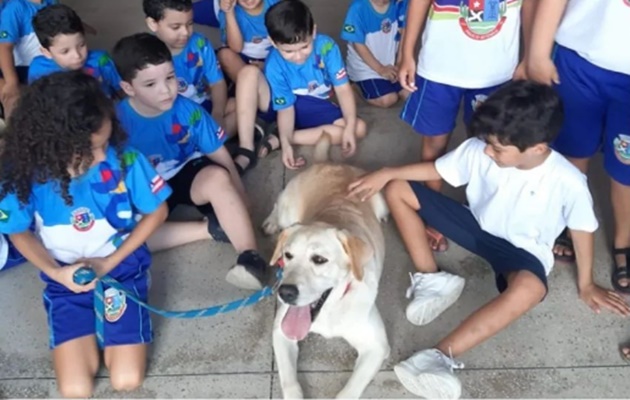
[263,135,390,399]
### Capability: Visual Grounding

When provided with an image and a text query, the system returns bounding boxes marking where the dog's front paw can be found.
[262,217,280,236]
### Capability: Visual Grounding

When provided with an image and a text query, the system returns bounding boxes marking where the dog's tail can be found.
[313,131,332,163]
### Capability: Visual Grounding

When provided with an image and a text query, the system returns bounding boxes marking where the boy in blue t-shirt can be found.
[0,0,56,116]
[341,0,409,108]
[143,0,236,139]
[234,0,367,171]
[112,33,268,291]
[216,0,278,84]
[28,4,123,98]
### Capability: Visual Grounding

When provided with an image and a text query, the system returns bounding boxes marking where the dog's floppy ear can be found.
[270,225,300,265]
[337,230,372,281]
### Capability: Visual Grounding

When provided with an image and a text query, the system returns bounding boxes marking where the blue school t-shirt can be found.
[116,96,226,180]
[0,146,171,264]
[264,34,349,111]
[0,0,57,66]
[173,32,224,104]
[218,0,279,60]
[28,50,122,97]
[341,0,401,82]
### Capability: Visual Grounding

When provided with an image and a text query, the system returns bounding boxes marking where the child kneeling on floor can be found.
[348,80,630,399]
[0,71,171,397]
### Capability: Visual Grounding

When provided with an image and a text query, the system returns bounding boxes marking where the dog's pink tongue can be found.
[281,305,312,341]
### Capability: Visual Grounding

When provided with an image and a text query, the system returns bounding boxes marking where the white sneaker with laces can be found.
[405,271,465,326]
[394,348,464,399]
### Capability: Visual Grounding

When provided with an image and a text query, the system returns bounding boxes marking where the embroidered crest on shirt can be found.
[381,18,393,33]
[71,207,95,232]
[430,0,517,41]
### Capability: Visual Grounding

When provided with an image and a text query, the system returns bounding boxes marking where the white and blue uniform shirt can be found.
[28,50,123,97]
[264,34,349,111]
[116,96,226,180]
[0,146,171,264]
[218,0,279,60]
[396,0,409,41]
[0,0,57,66]
[341,0,402,82]
[172,33,224,104]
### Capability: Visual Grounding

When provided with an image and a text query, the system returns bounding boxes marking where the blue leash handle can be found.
[73,266,282,347]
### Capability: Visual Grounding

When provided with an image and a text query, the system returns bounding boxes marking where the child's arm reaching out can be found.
[571,230,630,316]
[334,82,358,158]
[348,162,441,202]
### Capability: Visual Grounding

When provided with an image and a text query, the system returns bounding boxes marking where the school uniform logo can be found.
[71,207,95,232]
[0,209,9,222]
[343,24,356,33]
[104,287,127,323]
[177,77,189,93]
[0,32,7,39]
[308,81,319,93]
[613,134,630,165]
[252,36,263,44]
[335,68,347,80]
[381,18,393,34]
[216,127,226,140]
[431,0,512,41]
[274,97,287,106]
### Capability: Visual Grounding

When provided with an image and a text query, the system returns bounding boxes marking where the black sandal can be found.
[611,247,630,294]
[257,130,280,159]
[553,228,575,263]
[234,147,258,176]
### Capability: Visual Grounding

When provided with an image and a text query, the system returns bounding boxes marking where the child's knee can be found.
[356,118,367,139]
[57,379,94,399]
[505,271,547,307]
[198,165,232,188]
[110,370,145,392]
[237,64,263,84]
[367,93,398,108]
[385,179,409,202]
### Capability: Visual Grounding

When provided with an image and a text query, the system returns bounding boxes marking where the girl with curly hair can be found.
[0,70,173,397]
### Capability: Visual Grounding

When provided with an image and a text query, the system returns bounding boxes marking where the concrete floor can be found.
[1,0,629,398]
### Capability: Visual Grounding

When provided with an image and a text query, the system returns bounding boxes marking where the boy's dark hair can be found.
[0,71,127,206]
[112,33,172,82]
[468,80,564,152]
[32,4,85,49]
[265,0,315,45]
[143,0,192,21]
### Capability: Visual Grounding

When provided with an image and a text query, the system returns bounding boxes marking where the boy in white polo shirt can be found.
[528,0,630,296]
[397,0,536,253]
[348,80,630,399]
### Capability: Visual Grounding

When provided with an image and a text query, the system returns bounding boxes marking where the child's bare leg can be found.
[190,165,256,252]
[384,180,438,273]
[366,92,399,108]
[104,344,147,392]
[437,270,546,356]
[421,133,450,252]
[146,220,211,252]
[223,98,238,138]
[236,65,271,167]
[290,118,368,146]
[53,335,99,398]
[217,48,247,83]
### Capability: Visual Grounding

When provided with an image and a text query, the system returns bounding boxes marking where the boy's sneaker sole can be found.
[225,265,264,290]
[405,276,465,326]
[394,362,462,399]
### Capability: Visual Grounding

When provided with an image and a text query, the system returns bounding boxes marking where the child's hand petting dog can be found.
[347,168,393,202]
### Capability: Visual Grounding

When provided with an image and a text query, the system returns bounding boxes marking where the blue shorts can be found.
[193,0,219,28]
[409,182,548,294]
[201,99,213,114]
[260,95,343,129]
[400,75,504,136]
[552,44,630,185]
[41,246,152,349]
[0,66,28,84]
[357,78,402,100]
[1,236,27,272]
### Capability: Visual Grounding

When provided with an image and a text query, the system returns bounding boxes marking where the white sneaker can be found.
[405,271,465,326]
[394,348,464,399]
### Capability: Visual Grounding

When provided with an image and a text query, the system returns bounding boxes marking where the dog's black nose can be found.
[278,284,299,304]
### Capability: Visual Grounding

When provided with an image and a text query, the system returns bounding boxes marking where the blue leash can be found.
[73,266,282,348]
